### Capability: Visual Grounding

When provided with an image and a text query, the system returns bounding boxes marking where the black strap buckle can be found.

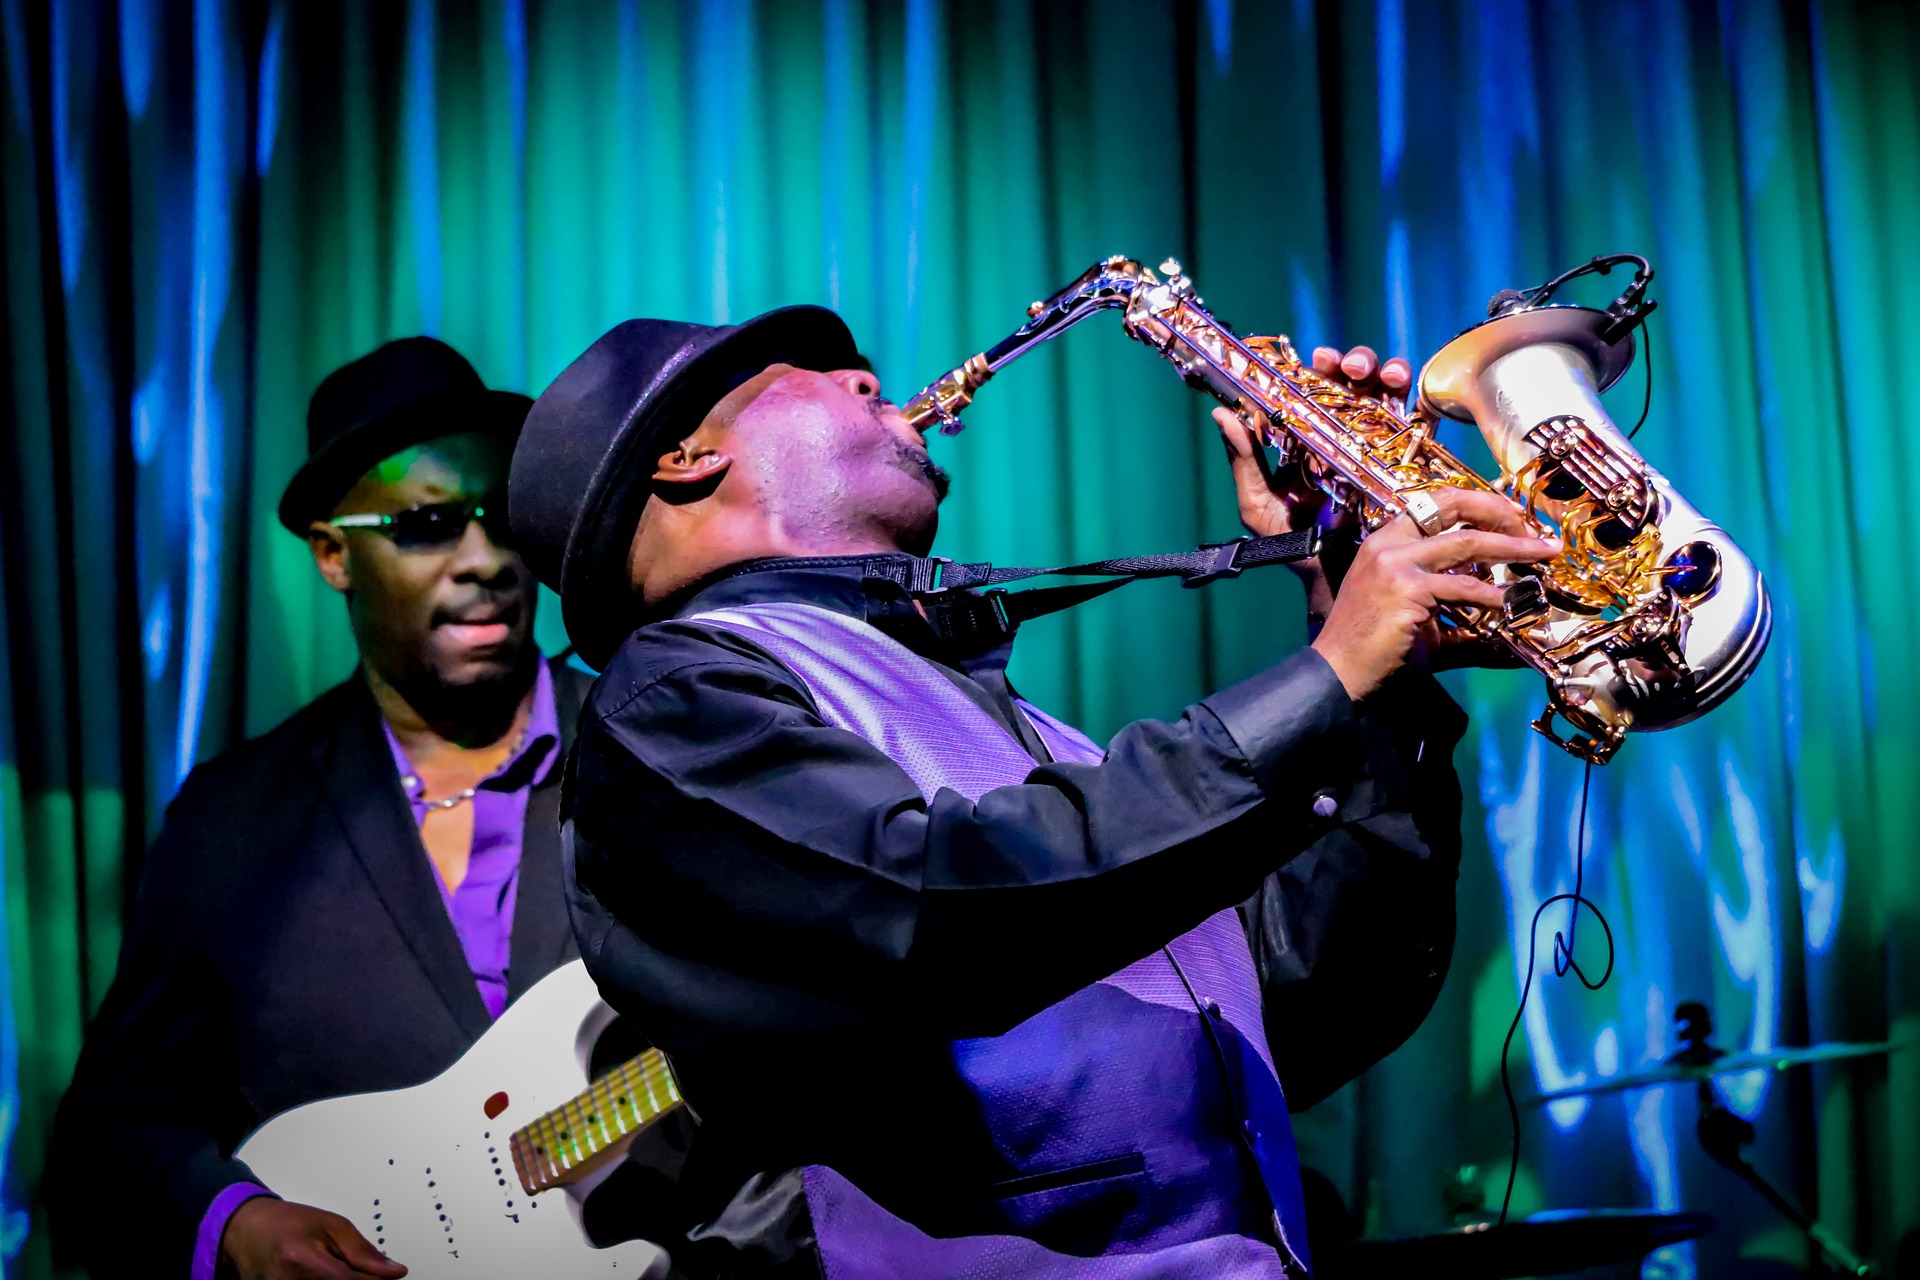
[923,588,1014,644]
[1181,538,1252,588]
[1180,529,1322,587]
[867,556,990,594]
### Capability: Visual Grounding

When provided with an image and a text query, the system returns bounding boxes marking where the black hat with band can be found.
[508,306,859,668]
[278,337,533,536]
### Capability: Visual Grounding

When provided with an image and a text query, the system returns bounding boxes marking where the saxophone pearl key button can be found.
[1312,792,1338,820]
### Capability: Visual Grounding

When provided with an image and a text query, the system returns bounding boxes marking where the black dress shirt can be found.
[565,555,1468,1261]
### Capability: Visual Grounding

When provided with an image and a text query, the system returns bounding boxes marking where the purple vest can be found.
[694,603,1312,1278]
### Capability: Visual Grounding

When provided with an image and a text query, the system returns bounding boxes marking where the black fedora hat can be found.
[510,306,858,668]
[278,337,534,534]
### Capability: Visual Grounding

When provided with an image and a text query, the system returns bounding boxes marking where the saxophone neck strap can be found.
[864,528,1321,646]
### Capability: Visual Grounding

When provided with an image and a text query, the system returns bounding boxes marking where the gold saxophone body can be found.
[903,255,1770,764]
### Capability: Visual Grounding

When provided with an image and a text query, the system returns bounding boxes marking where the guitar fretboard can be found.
[508,1048,683,1195]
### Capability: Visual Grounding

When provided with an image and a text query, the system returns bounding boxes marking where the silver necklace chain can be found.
[423,787,480,813]
[414,719,532,812]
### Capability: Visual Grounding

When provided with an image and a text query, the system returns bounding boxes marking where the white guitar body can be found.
[236,961,670,1278]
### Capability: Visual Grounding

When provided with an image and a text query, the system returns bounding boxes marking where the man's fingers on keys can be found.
[1379,356,1412,394]
[1424,572,1509,612]
[1423,486,1539,539]
[1414,528,1559,573]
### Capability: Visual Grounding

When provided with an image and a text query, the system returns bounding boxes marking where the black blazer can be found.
[43,657,595,1276]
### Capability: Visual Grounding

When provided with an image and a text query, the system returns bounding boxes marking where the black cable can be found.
[1517,253,1653,311]
[1628,313,1654,441]
[1497,761,1615,1226]
[1553,762,1600,983]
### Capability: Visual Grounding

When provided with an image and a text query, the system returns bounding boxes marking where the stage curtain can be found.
[3,1,1915,1275]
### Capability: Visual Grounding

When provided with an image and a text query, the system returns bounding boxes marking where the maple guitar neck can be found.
[510,1047,685,1195]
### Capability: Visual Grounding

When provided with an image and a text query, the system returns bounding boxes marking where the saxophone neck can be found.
[902,256,1150,435]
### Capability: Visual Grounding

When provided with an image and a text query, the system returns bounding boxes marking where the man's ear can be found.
[307,522,353,593]
[652,440,732,491]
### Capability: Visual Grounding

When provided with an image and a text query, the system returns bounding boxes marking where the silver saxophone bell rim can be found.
[1418,304,1636,423]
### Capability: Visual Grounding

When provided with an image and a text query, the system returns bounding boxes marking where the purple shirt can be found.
[382,658,562,1021]
[192,662,561,1278]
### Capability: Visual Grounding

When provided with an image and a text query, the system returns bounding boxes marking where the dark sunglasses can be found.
[330,494,511,551]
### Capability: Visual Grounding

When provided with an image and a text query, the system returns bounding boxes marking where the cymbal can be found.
[1318,1208,1715,1280]
[1529,1041,1898,1103]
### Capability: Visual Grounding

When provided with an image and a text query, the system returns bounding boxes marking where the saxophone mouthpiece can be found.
[902,353,994,436]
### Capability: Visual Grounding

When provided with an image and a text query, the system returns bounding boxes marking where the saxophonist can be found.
[508,307,1556,1278]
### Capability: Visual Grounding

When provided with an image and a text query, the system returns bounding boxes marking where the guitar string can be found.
[604,1058,657,1137]
[589,1064,633,1134]
[588,1055,670,1145]
[561,1089,590,1164]
[521,1052,676,1180]
[517,1053,680,1189]
[587,1057,647,1144]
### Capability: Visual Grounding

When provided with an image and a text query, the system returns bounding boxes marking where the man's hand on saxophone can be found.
[1214,342,1559,703]
[1309,343,1411,412]
[1213,344,1410,617]
[1315,487,1559,700]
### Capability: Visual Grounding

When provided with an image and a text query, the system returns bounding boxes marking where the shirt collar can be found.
[382,656,562,803]
[671,554,1018,671]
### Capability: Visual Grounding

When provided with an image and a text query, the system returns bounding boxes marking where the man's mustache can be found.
[923,456,952,503]
[892,435,951,502]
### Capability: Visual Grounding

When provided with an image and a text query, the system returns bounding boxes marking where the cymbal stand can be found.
[1676,1004,1876,1277]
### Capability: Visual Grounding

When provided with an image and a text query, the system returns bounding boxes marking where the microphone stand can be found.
[1673,1003,1877,1277]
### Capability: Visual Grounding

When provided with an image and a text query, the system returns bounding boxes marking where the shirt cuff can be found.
[193,1182,275,1280]
[1202,647,1361,787]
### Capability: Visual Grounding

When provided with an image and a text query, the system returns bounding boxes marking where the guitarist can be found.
[44,340,647,1279]
[508,311,1554,1277]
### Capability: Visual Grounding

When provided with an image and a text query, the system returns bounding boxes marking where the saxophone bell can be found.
[1420,303,1772,742]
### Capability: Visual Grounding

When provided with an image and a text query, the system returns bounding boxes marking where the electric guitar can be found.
[235,961,685,1276]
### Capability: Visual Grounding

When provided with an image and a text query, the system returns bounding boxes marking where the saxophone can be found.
[902,255,1771,764]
